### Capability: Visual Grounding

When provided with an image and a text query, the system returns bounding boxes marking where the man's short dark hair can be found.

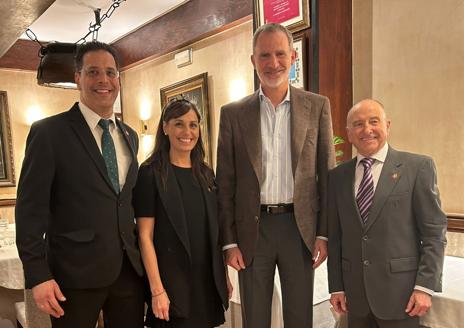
[74,41,120,72]
[252,23,293,53]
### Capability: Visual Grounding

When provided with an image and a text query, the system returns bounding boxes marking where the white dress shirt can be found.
[259,86,293,204]
[79,102,132,190]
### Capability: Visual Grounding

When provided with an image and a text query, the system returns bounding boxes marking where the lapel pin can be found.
[392,173,399,180]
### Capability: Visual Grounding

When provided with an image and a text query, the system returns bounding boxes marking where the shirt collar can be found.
[78,102,116,130]
[258,85,291,106]
[356,142,389,166]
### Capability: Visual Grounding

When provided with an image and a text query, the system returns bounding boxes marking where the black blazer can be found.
[134,163,229,318]
[16,103,144,289]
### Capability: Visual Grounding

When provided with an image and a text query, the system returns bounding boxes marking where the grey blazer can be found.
[327,147,447,320]
[216,86,335,265]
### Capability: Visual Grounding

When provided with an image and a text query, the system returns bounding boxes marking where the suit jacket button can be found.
[362,235,368,241]
[363,260,370,266]
[254,216,259,222]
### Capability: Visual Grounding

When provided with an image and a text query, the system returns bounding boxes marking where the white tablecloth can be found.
[420,256,464,328]
[0,225,24,289]
[228,263,331,328]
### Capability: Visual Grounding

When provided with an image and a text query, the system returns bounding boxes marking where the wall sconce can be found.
[141,120,149,135]
[26,105,45,125]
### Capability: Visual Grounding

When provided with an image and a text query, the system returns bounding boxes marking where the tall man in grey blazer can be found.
[16,42,144,327]
[216,23,335,327]
[328,99,447,327]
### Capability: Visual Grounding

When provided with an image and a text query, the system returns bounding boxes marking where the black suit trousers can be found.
[51,254,144,328]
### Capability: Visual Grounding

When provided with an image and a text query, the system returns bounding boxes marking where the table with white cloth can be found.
[0,224,24,328]
[228,263,336,328]
[420,255,464,328]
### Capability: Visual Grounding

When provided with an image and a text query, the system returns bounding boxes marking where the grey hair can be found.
[252,23,293,53]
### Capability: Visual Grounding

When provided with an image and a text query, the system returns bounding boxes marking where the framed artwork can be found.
[0,91,15,187]
[289,32,307,89]
[254,0,310,33]
[160,73,212,164]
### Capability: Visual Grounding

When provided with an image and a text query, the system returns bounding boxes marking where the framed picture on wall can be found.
[160,73,212,164]
[289,32,306,89]
[0,91,15,187]
[254,0,310,33]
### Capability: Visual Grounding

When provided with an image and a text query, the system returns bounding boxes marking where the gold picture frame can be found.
[254,0,310,33]
[160,73,212,164]
[0,91,15,187]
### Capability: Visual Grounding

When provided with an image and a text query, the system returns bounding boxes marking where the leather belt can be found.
[260,203,294,215]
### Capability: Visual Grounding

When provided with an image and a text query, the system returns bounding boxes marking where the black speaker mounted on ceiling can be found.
[37,42,77,89]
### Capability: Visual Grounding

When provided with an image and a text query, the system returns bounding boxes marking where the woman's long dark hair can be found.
[143,98,214,189]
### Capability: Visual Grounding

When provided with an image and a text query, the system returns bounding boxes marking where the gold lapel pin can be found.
[392,173,399,180]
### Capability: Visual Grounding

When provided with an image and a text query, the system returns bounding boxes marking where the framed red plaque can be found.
[255,0,310,33]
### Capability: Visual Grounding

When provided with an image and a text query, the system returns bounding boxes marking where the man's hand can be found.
[224,247,246,271]
[312,239,328,269]
[32,279,66,318]
[330,293,348,314]
[405,290,432,317]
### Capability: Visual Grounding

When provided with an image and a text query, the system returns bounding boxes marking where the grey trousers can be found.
[238,212,314,328]
[348,311,419,328]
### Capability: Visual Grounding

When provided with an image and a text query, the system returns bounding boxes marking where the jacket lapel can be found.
[154,165,191,259]
[199,180,219,249]
[364,147,403,232]
[290,86,312,176]
[238,92,263,185]
[116,119,138,196]
[67,103,116,194]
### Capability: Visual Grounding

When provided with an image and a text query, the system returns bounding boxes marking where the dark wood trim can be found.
[448,214,464,233]
[113,0,253,70]
[1,0,252,72]
[0,199,15,207]
[0,39,41,71]
[318,0,353,160]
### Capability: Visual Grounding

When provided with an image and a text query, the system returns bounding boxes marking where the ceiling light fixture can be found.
[26,0,126,89]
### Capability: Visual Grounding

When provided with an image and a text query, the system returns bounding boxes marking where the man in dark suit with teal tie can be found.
[328,99,447,328]
[16,41,144,327]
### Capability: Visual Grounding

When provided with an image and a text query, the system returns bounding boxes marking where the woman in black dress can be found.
[134,98,231,327]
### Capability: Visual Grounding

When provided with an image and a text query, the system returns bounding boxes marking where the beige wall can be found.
[353,0,464,214]
[120,20,254,168]
[0,69,79,198]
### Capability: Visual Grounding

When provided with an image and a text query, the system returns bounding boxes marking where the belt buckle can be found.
[267,205,278,214]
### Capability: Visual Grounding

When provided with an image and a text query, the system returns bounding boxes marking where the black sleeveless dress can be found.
[138,165,225,328]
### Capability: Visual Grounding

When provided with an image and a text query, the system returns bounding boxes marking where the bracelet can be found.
[152,289,165,297]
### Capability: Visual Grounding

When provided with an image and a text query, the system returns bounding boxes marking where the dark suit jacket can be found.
[133,163,228,318]
[216,86,335,265]
[16,103,143,289]
[328,147,447,320]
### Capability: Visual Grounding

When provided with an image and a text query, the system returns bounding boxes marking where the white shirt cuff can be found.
[222,243,238,251]
[331,291,345,295]
[316,236,328,241]
[414,285,434,296]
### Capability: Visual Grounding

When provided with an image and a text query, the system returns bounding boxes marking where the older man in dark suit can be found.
[328,99,447,328]
[15,41,144,328]
[216,23,335,327]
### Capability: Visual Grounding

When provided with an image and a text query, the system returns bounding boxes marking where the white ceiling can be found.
[20,0,188,43]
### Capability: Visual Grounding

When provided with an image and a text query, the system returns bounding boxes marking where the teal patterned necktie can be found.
[98,119,120,193]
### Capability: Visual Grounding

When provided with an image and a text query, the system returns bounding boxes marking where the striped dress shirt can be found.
[259,87,293,204]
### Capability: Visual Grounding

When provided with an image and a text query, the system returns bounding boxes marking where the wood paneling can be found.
[318,0,353,160]
[113,0,253,69]
[0,39,41,71]
[448,215,464,233]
